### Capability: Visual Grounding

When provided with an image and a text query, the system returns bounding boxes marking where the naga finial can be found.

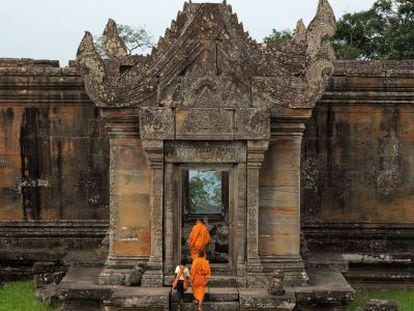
[102,19,128,57]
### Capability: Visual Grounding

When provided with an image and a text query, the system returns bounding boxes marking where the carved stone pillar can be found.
[259,109,312,286]
[163,162,175,276]
[246,140,269,286]
[98,109,152,285]
[141,140,164,287]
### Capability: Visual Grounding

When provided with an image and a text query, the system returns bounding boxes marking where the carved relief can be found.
[176,109,234,139]
[236,108,270,140]
[76,1,336,112]
[139,108,174,140]
[165,141,246,163]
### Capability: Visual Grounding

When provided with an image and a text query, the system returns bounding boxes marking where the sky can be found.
[0,0,376,66]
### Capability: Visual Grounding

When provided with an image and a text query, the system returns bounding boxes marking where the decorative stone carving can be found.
[176,108,234,139]
[268,270,285,296]
[139,107,174,140]
[165,141,246,163]
[76,1,336,112]
[102,19,128,57]
[236,108,270,140]
[125,263,146,287]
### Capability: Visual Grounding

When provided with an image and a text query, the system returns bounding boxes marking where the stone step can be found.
[208,276,238,287]
[171,302,239,311]
[166,275,238,287]
[171,287,239,303]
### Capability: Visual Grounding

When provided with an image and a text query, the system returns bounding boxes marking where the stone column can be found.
[98,109,152,285]
[259,108,312,285]
[246,140,269,286]
[163,162,175,276]
[141,140,164,287]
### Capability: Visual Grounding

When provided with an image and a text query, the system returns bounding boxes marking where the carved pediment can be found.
[76,0,336,112]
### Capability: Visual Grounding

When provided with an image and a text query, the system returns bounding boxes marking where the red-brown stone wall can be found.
[302,61,414,225]
[0,59,109,221]
[1,59,413,235]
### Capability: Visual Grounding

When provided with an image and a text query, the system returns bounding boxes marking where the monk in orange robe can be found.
[190,250,211,311]
[189,219,211,261]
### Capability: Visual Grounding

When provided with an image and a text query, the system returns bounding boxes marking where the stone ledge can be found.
[239,289,296,311]
[0,222,107,250]
[303,222,414,254]
[333,60,414,77]
[0,58,60,68]
[293,268,355,308]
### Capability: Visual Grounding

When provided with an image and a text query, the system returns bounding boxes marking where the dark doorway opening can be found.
[181,169,230,264]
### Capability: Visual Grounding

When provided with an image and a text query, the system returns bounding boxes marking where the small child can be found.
[174,258,190,309]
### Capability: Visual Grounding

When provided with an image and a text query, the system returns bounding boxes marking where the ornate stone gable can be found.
[76,0,336,112]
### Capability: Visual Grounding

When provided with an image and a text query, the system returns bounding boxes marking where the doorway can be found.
[178,165,234,272]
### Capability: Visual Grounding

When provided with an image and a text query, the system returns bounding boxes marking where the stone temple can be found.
[0,1,414,310]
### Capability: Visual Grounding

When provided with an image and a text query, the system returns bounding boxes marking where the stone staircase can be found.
[58,267,353,310]
[170,275,239,311]
[171,287,239,311]
[165,275,238,287]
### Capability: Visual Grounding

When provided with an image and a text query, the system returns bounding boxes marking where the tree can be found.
[95,24,153,57]
[333,0,414,60]
[188,170,222,214]
[264,0,414,60]
[263,29,293,45]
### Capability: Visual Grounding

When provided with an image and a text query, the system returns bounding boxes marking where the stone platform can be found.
[57,267,354,310]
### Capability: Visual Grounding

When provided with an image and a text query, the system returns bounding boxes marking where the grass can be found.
[0,280,59,311]
[349,289,414,311]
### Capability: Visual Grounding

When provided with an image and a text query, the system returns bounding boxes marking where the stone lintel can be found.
[139,107,270,141]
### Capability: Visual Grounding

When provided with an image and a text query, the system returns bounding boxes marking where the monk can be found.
[190,250,211,311]
[188,219,210,261]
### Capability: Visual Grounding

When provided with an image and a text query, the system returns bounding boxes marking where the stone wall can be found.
[302,60,414,253]
[1,59,414,255]
[0,59,109,221]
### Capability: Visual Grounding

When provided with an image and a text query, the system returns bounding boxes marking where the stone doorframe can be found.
[169,163,236,273]
[136,107,271,287]
[142,138,270,287]
[163,141,248,284]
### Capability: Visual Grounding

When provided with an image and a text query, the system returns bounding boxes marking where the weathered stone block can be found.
[113,170,151,196]
[364,299,398,311]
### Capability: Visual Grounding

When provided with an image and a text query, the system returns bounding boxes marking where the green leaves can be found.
[333,0,414,60]
[188,170,222,214]
[263,29,294,45]
[264,0,414,60]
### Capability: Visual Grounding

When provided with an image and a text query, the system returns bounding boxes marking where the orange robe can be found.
[190,257,211,303]
[189,221,211,260]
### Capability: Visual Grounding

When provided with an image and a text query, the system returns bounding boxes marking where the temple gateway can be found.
[76,0,335,288]
[2,0,414,310]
